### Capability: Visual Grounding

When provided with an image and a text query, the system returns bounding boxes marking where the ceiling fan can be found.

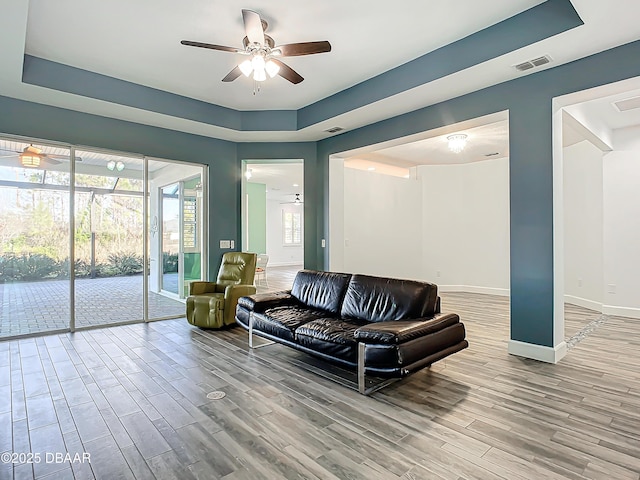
[0,145,80,168]
[281,193,303,205]
[181,9,331,85]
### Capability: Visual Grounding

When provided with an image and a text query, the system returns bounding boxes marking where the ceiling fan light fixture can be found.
[447,134,468,154]
[253,68,266,82]
[265,59,280,78]
[239,59,253,77]
[20,152,41,168]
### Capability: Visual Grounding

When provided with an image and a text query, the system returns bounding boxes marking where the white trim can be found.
[602,304,640,319]
[438,285,510,297]
[508,340,567,364]
[268,261,304,267]
[564,295,603,312]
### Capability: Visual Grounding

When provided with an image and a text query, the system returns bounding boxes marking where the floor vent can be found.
[324,126,344,134]
[206,391,226,400]
[514,55,552,72]
[613,95,640,112]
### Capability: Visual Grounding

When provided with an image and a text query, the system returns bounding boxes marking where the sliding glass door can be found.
[148,160,205,320]
[0,135,207,338]
[73,150,144,327]
[0,139,71,338]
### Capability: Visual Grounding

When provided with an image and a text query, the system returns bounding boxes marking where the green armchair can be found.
[186,252,257,328]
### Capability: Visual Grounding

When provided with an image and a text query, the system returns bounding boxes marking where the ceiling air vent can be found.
[513,55,552,72]
[324,126,344,134]
[613,96,640,112]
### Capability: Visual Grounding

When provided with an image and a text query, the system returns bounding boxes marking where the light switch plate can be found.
[220,240,231,249]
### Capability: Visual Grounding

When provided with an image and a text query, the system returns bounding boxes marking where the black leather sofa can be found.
[235,270,468,394]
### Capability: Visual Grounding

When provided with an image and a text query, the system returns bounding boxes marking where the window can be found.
[283,210,302,245]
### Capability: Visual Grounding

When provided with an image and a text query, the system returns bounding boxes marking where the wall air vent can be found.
[513,55,552,72]
[613,96,640,112]
[324,126,344,133]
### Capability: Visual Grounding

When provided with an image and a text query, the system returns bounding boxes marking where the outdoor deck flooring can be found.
[0,265,302,339]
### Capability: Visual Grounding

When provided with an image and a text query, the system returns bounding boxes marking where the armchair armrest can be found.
[237,290,296,313]
[354,313,461,345]
[224,284,257,302]
[189,281,218,295]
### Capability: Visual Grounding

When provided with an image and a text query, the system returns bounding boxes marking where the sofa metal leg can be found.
[248,312,274,349]
[358,342,366,394]
[357,342,403,395]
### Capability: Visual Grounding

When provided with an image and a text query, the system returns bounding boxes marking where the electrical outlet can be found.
[321,239,326,248]
[436,271,441,278]
[230,240,235,249]
[578,278,582,287]
[607,284,616,294]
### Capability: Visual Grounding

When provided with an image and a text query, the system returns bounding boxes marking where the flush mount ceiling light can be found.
[181,9,331,90]
[447,134,468,154]
[244,168,253,179]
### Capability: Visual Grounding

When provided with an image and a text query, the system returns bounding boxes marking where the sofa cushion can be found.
[291,270,352,315]
[340,275,438,323]
[295,318,368,363]
[251,306,328,342]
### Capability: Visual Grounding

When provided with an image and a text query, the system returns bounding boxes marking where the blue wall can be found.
[318,39,640,347]
[3,39,640,348]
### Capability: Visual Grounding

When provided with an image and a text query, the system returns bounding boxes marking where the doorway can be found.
[241,160,304,290]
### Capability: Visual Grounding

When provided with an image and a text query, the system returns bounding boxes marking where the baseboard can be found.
[601,304,640,319]
[508,339,567,364]
[268,262,304,268]
[564,295,603,312]
[438,285,510,297]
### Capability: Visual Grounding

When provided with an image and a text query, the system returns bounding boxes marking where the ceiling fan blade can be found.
[42,157,62,165]
[180,40,240,53]
[271,59,304,84]
[242,9,264,46]
[276,41,331,57]
[222,66,242,82]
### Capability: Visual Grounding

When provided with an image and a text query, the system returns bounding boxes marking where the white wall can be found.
[602,126,640,317]
[266,199,304,266]
[342,168,424,279]
[420,159,510,293]
[563,140,604,309]
[337,158,510,293]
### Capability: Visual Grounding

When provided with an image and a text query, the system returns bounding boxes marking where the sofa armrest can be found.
[354,313,461,345]
[189,281,217,295]
[237,290,296,313]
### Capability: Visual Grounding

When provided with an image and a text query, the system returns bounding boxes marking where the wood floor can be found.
[1,293,639,479]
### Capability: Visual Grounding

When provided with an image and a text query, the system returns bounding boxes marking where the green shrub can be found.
[108,252,143,276]
[57,258,93,278]
[0,253,60,281]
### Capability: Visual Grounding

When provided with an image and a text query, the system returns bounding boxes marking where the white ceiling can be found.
[1,1,640,143]
[23,0,541,111]
[246,162,303,202]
